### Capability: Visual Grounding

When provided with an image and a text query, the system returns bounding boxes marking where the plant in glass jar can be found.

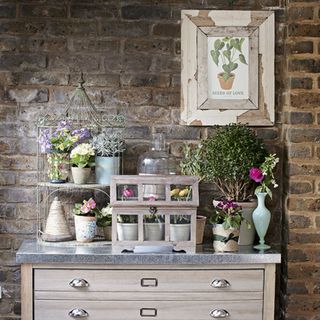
[91,132,126,184]
[38,121,90,183]
[202,123,268,246]
[70,143,95,184]
[210,200,244,252]
[73,198,100,242]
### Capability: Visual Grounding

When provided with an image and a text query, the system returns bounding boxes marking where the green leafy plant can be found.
[117,215,138,224]
[209,200,244,229]
[180,143,204,181]
[210,37,247,81]
[170,215,190,225]
[202,123,267,201]
[144,214,165,223]
[96,204,112,227]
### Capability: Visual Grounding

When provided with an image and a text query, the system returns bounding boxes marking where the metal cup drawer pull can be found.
[69,278,89,288]
[68,308,89,318]
[141,278,158,287]
[140,308,158,317]
[210,279,230,288]
[210,309,230,318]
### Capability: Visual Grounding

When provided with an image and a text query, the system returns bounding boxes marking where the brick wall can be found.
[0,1,315,319]
[283,1,320,319]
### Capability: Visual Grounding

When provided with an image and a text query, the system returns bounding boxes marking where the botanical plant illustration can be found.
[210,37,247,82]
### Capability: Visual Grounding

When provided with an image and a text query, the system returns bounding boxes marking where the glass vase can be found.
[252,192,271,250]
[47,152,69,183]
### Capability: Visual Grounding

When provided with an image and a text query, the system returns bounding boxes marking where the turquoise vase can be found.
[252,192,271,250]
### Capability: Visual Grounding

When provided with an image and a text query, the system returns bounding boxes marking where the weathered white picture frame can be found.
[181,10,275,126]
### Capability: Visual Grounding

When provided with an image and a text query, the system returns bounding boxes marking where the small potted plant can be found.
[91,131,126,184]
[249,153,279,250]
[38,121,90,183]
[202,123,267,246]
[96,204,113,241]
[179,143,206,244]
[144,212,165,241]
[117,214,138,241]
[73,198,99,242]
[210,200,244,252]
[169,214,191,242]
[70,143,95,184]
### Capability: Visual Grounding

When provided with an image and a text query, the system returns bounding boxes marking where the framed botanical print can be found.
[181,10,275,126]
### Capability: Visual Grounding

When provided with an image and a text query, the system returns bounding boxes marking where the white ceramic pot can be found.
[144,223,165,241]
[71,167,91,184]
[117,223,138,241]
[74,215,96,243]
[212,224,240,252]
[169,224,190,241]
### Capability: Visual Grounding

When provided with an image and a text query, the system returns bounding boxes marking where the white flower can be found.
[101,205,112,217]
[71,143,94,158]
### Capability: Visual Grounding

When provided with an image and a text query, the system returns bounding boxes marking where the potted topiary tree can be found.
[91,131,126,185]
[202,123,268,246]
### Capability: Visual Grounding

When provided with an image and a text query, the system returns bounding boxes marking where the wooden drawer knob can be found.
[210,279,230,288]
[210,309,230,318]
[68,308,89,318]
[69,278,89,288]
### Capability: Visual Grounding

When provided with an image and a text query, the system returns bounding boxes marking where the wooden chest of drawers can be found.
[22,264,276,320]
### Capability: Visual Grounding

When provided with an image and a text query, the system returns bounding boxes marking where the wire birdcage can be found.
[36,74,125,243]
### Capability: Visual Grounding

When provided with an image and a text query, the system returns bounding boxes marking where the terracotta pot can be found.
[74,215,96,243]
[212,224,239,252]
[71,167,91,184]
[217,73,235,90]
[196,215,206,244]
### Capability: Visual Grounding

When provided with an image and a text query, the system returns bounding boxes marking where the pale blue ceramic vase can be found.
[252,192,271,250]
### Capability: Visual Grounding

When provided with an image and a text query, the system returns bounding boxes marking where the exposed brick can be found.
[113,88,152,106]
[289,181,313,194]
[121,5,171,20]
[0,237,12,250]
[154,125,201,140]
[288,145,312,158]
[153,23,180,37]
[256,128,278,140]
[288,263,320,279]
[0,38,17,52]
[289,41,313,54]
[125,38,172,55]
[289,215,311,228]
[17,38,67,52]
[287,280,309,294]
[289,59,320,73]
[73,39,119,53]
[291,93,320,108]
[70,4,118,18]
[153,89,179,106]
[123,126,151,140]
[0,155,37,170]
[70,73,119,87]
[6,88,48,103]
[0,5,16,18]
[288,248,310,262]
[11,72,69,86]
[285,111,313,124]
[291,78,313,90]
[46,21,97,37]
[150,56,180,72]
[0,172,16,185]
[287,128,320,143]
[288,7,314,21]
[0,204,16,218]
[316,216,320,227]
[0,21,46,35]
[287,197,320,212]
[120,74,170,88]
[122,55,152,72]
[100,21,150,37]
[20,5,67,18]
[0,54,46,71]
[290,232,320,244]
[289,24,320,37]
[48,55,99,72]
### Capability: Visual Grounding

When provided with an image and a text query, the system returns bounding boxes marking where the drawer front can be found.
[35,300,263,320]
[34,269,264,292]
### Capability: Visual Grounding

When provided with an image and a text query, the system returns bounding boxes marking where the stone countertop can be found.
[16,240,281,265]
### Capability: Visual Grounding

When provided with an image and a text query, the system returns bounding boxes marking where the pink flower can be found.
[80,198,96,213]
[249,167,264,183]
[122,187,134,198]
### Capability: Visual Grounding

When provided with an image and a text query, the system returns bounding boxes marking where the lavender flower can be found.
[38,129,53,153]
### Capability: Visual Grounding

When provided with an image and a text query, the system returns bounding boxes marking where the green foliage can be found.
[202,123,267,201]
[210,37,247,81]
[179,143,204,181]
[117,215,138,223]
